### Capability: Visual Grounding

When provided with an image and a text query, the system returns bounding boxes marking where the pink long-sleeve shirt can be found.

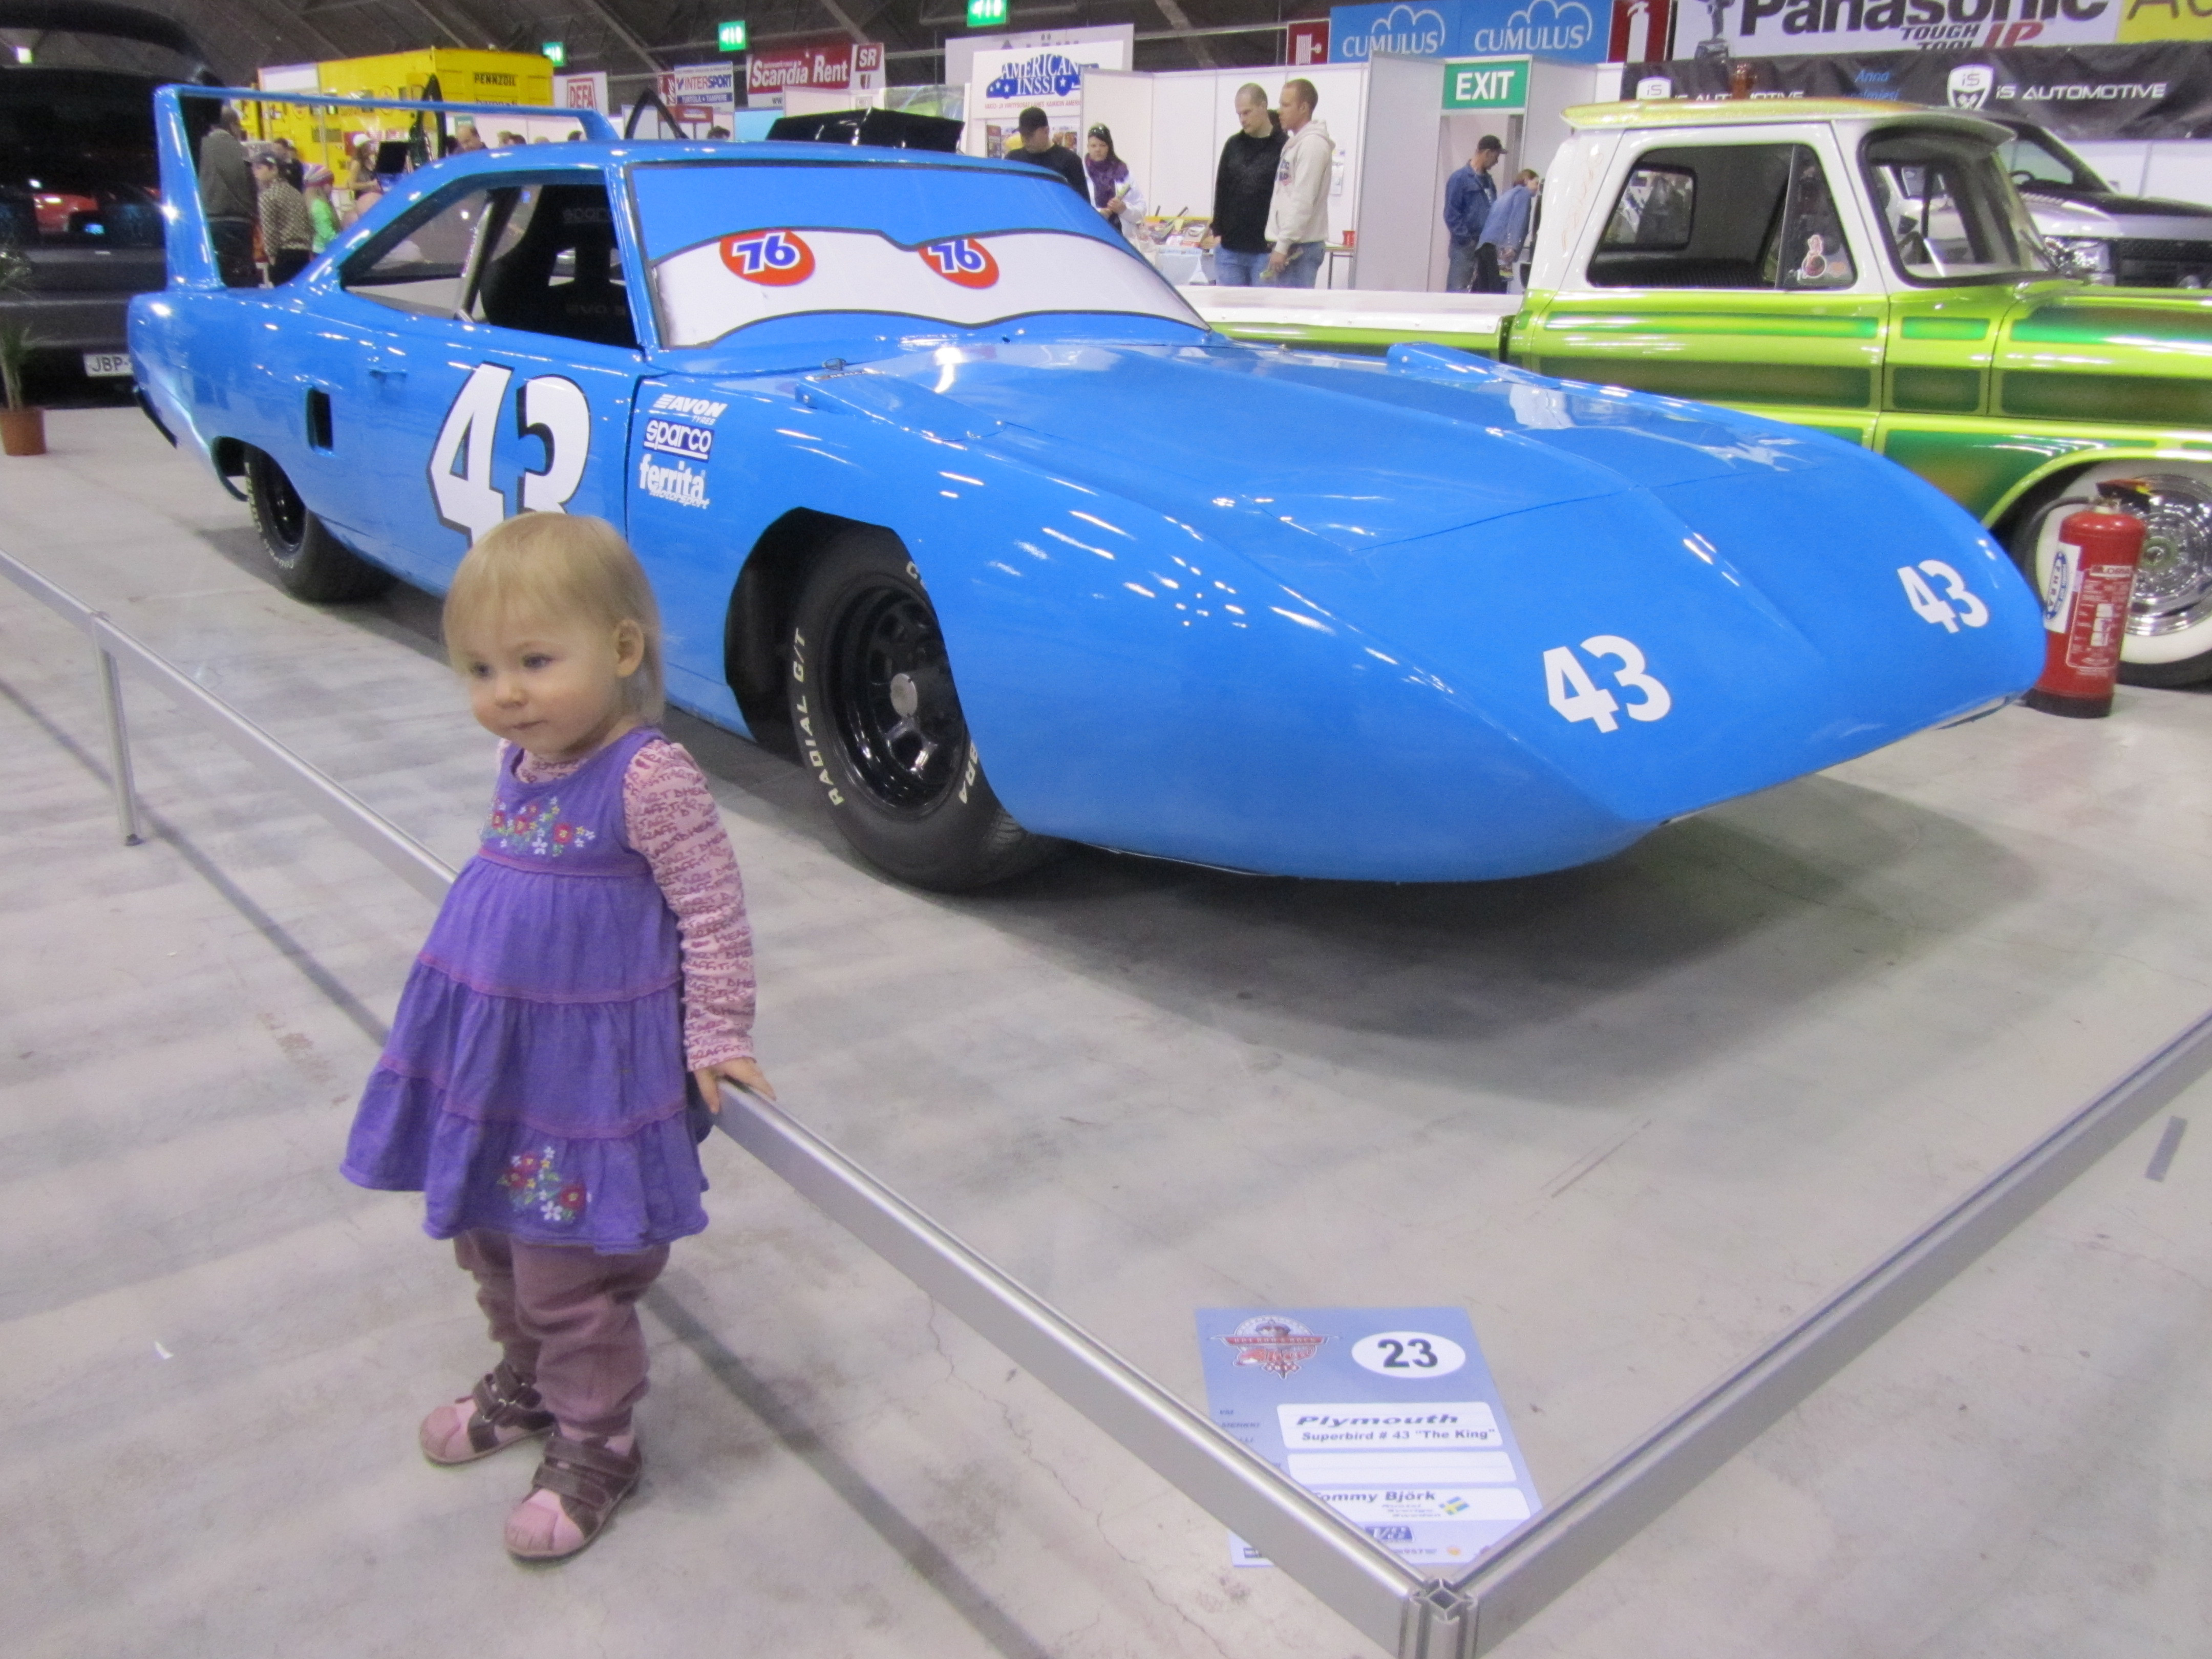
[511,734,756,1068]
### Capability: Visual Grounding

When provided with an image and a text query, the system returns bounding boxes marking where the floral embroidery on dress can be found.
[483,796,598,859]
[498,1145,588,1224]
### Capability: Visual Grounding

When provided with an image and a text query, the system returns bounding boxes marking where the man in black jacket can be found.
[1009,107,1086,197]
[1205,83,1284,286]
[197,107,259,288]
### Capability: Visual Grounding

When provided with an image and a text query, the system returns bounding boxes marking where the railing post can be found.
[90,620,144,847]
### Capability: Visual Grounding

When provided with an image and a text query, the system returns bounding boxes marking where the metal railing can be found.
[7,541,2210,1656]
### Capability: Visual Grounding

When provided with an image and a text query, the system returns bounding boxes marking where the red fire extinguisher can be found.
[2025,481,2149,719]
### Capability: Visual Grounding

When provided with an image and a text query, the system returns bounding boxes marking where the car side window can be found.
[342,190,492,316]
[466,182,637,350]
[1588,143,1855,292]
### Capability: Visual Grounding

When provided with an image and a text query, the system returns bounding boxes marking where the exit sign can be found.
[1442,57,1527,110]
[967,0,1010,27]
[717,19,749,51]
[542,40,566,68]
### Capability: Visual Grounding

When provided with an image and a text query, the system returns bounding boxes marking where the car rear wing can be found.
[151,83,618,288]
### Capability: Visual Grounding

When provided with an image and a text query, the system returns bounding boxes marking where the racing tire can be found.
[786,529,1058,890]
[243,447,394,603]
[2009,460,2212,688]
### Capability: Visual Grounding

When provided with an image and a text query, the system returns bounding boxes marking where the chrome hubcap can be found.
[2127,473,2212,636]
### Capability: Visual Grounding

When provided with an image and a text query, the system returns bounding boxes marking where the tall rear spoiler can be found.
[152,84,618,288]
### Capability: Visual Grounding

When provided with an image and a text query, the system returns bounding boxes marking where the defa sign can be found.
[1443,57,1528,108]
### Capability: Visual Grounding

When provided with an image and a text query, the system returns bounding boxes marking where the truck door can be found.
[326,175,644,588]
[1512,134,1888,448]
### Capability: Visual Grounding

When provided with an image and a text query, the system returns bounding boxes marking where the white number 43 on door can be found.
[1543,635,1672,733]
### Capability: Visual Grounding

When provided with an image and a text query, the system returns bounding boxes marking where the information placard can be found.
[1196,1306,1541,1569]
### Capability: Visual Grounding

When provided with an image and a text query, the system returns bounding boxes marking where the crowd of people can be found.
[198,84,1537,296]
[195,104,571,289]
[1006,77,1533,293]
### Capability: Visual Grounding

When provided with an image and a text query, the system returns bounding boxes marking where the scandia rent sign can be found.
[1329,0,1607,64]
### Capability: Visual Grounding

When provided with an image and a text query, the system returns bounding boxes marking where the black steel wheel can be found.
[243,447,394,603]
[787,528,1056,889]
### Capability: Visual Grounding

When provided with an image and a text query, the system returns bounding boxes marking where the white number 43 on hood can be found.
[1544,635,1672,732]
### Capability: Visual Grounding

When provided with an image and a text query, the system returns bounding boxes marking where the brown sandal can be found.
[419,1359,556,1466]
[505,1434,642,1561]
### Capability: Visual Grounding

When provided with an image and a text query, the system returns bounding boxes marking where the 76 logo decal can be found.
[720,229,815,285]
[919,237,999,288]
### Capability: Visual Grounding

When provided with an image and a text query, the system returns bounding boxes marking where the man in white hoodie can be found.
[1263,78,1333,288]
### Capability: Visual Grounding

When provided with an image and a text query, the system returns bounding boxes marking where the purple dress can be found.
[344,726,709,1251]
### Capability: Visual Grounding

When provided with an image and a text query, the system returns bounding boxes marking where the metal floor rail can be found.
[7,542,2210,1657]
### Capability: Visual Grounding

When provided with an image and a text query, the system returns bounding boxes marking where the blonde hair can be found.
[443,513,666,722]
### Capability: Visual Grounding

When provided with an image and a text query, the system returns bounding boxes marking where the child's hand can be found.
[695,1058,776,1112]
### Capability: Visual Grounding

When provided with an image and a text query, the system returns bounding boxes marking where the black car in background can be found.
[0,4,210,387]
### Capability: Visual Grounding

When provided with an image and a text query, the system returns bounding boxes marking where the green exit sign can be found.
[967,0,1010,27]
[542,40,566,69]
[1442,57,1527,110]
[716,19,749,52]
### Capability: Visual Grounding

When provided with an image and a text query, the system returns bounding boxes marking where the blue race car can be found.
[132,87,2045,890]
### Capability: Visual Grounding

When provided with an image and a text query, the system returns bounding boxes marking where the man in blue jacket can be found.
[1475,169,1541,293]
[1442,136,1501,292]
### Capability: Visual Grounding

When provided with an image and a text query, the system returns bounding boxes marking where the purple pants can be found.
[454,1229,669,1437]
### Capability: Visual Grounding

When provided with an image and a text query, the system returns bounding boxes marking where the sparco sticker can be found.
[720,229,816,285]
[642,417,714,460]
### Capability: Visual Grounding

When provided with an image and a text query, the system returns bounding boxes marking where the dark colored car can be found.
[0,4,209,384]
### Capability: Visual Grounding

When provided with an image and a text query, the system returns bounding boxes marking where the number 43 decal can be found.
[1544,634,1673,732]
[430,363,591,542]
[1897,559,1989,632]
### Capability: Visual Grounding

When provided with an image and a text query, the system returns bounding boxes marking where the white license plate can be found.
[82,352,132,377]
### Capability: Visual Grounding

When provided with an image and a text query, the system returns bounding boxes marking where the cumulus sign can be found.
[1333,0,1606,63]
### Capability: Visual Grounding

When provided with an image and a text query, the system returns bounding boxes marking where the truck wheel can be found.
[243,447,393,603]
[2010,460,2212,687]
[786,528,1057,890]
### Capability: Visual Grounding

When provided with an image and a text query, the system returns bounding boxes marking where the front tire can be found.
[243,447,394,603]
[2010,461,2212,687]
[786,528,1056,890]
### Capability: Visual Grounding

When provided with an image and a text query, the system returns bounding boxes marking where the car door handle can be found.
[368,364,406,380]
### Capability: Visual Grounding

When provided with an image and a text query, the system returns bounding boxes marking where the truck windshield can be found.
[1861,129,2053,286]
[630,157,1203,349]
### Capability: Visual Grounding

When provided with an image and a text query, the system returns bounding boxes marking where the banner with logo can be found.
[658,63,737,110]
[1627,41,2212,138]
[967,37,1131,156]
[745,36,885,109]
[552,71,609,114]
[1329,0,1611,65]
[1674,0,2212,58]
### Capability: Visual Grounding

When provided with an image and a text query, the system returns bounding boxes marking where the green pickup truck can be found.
[1194,99,2212,687]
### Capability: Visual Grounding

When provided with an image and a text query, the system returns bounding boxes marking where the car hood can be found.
[843,340,1855,555]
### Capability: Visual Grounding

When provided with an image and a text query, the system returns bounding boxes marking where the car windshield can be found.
[630,157,1204,349]
[1997,125,2100,192]
[0,69,166,249]
[1861,128,2053,286]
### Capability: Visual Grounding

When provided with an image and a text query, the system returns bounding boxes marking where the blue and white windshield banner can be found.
[1329,0,1609,65]
[1197,1306,1542,1569]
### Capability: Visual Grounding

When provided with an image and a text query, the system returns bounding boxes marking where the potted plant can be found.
[0,244,44,457]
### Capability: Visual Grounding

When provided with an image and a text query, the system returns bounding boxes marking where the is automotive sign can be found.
[1329,0,1606,65]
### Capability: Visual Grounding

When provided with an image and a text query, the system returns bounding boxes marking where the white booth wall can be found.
[1080,65,1369,273]
[1354,55,1615,292]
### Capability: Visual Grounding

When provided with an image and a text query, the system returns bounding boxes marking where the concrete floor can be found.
[5,406,2210,1658]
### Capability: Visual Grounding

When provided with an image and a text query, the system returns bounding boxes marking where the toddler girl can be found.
[343,513,772,1561]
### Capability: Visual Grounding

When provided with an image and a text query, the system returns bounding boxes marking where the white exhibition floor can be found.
[5,407,2211,1658]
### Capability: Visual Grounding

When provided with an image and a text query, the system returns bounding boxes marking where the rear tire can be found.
[2008,461,2212,687]
[786,528,1057,890]
[244,447,394,603]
